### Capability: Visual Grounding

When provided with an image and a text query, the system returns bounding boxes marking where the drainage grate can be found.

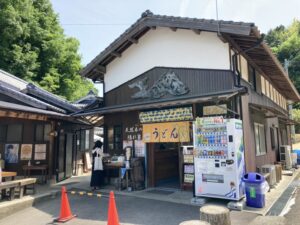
[267,179,300,216]
[146,189,174,195]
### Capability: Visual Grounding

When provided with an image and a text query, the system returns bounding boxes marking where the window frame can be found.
[113,125,122,150]
[254,122,267,156]
[248,65,256,91]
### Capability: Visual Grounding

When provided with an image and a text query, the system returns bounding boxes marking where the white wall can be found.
[105,28,230,92]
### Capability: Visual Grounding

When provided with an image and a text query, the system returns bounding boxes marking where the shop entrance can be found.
[148,143,180,189]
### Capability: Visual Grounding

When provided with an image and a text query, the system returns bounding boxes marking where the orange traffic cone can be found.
[107,191,120,225]
[55,186,76,223]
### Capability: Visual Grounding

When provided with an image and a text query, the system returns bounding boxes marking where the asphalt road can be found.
[0,192,201,225]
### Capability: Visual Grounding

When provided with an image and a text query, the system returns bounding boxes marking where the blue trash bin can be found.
[293,149,300,164]
[242,172,266,208]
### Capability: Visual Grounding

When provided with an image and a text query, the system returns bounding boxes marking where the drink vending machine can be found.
[193,116,245,200]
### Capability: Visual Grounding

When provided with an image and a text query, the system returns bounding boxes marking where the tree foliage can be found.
[265,20,300,98]
[0,0,96,101]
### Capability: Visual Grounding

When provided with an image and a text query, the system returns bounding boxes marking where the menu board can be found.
[139,107,193,123]
[184,174,194,183]
[181,146,195,186]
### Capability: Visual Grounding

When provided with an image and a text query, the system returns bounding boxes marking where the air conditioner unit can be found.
[261,164,276,187]
[280,145,292,170]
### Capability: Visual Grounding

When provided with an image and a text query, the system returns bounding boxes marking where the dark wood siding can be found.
[241,80,288,116]
[241,79,288,172]
[0,118,52,176]
[105,67,236,107]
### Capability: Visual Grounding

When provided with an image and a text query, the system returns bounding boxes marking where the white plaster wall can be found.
[105,28,230,92]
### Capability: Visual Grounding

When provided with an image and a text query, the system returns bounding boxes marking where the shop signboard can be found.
[143,121,190,143]
[124,125,142,141]
[203,104,227,116]
[139,107,193,123]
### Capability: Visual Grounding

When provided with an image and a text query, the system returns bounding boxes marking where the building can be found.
[0,69,101,182]
[78,11,300,189]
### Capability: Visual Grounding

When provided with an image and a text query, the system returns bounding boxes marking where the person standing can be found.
[90,140,104,190]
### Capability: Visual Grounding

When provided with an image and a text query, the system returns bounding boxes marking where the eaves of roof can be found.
[0,100,67,118]
[81,10,254,81]
[80,10,300,102]
[25,83,79,112]
[0,82,67,114]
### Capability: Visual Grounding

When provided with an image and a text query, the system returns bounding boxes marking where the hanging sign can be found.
[203,104,227,116]
[124,125,142,141]
[143,121,190,143]
[139,107,193,123]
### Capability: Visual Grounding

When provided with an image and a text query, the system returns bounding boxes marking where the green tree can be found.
[265,20,300,97]
[0,0,96,101]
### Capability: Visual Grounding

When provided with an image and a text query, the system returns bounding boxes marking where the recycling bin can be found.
[293,149,300,164]
[242,172,266,208]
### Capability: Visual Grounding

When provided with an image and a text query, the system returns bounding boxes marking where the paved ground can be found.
[0,190,257,225]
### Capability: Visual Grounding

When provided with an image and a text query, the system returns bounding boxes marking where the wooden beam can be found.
[217,34,227,43]
[128,37,138,44]
[93,65,106,74]
[192,29,201,35]
[111,52,121,57]
[0,110,47,121]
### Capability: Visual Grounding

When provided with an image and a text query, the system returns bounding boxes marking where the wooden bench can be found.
[18,178,37,198]
[0,178,37,200]
[0,180,20,200]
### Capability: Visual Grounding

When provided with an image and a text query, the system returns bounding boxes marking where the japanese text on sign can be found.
[124,126,142,141]
[143,122,190,143]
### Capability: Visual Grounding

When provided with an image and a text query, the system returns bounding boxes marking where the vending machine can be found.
[193,116,245,200]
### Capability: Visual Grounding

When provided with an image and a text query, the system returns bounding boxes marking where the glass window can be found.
[114,125,122,150]
[44,124,51,141]
[248,65,256,90]
[80,130,85,150]
[270,128,275,150]
[7,124,22,142]
[108,127,114,150]
[35,124,44,142]
[254,123,266,156]
[261,76,266,94]
[85,130,90,149]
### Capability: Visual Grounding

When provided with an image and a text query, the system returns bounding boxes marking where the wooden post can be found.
[179,220,210,225]
[200,205,231,225]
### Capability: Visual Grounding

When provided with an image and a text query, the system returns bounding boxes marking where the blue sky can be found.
[51,0,300,66]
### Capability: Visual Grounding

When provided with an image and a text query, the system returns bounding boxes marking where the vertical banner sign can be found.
[143,122,190,143]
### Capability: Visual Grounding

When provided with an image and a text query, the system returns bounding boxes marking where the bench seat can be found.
[19,178,37,197]
[0,180,20,200]
[0,178,37,200]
